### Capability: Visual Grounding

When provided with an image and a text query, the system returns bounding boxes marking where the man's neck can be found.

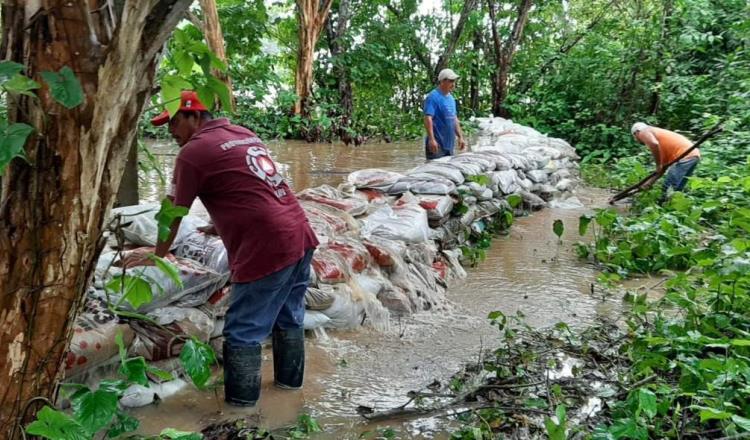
[438,86,451,95]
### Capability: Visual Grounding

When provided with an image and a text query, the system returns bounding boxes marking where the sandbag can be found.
[306,287,336,311]
[526,169,549,184]
[64,299,134,378]
[311,248,349,283]
[173,231,229,274]
[298,186,369,217]
[303,311,331,330]
[362,237,407,267]
[319,284,365,329]
[416,195,454,221]
[347,169,405,190]
[362,203,430,243]
[409,163,465,184]
[387,176,456,195]
[129,307,214,362]
[492,170,519,195]
[109,204,208,248]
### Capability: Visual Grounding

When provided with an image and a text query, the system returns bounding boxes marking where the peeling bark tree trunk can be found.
[0,1,191,435]
[198,0,235,111]
[326,0,354,143]
[294,0,335,117]
[488,0,533,117]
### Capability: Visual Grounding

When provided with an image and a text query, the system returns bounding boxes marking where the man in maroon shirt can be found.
[148,91,318,406]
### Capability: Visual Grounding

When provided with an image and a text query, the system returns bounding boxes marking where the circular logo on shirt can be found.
[258,155,277,176]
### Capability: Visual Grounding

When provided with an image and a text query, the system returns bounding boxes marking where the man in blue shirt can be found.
[423,68,467,160]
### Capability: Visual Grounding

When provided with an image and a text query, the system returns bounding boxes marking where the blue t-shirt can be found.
[423,89,457,154]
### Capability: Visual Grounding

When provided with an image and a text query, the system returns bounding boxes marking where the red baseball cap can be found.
[150,90,209,126]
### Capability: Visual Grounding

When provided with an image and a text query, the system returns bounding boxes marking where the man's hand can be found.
[117,247,177,268]
[428,138,439,154]
[458,137,467,151]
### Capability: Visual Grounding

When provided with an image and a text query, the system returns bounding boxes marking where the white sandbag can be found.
[550,168,573,185]
[416,195,454,220]
[526,169,549,184]
[347,169,405,190]
[387,177,456,195]
[466,182,493,200]
[492,170,520,195]
[173,231,229,274]
[526,146,563,160]
[120,379,188,408]
[147,306,215,341]
[109,204,208,248]
[303,311,331,330]
[362,203,430,243]
[445,159,484,176]
[409,163,465,184]
[451,154,496,172]
[475,151,513,170]
[319,284,365,329]
[556,178,576,192]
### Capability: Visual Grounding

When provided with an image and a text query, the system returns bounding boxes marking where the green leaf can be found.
[207,76,232,111]
[160,427,203,440]
[553,219,564,239]
[698,406,732,422]
[543,405,567,440]
[40,66,84,109]
[636,388,657,420]
[155,198,189,242]
[0,60,24,84]
[173,50,195,76]
[4,74,40,96]
[98,380,129,396]
[730,339,750,347]
[120,356,149,386]
[0,123,34,175]
[579,215,592,236]
[506,194,522,208]
[106,274,153,310]
[149,254,184,288]
[732,415,750,432]
[72,389,119,435]
[26,406,89,440]
[147,365,175,382]
[160,76,192,117]
[179,338,216,389]
[107,412,140,438]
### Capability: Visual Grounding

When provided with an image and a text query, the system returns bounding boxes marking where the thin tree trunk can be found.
[649,0,672,115]
[325,0,354,143]
[434,0,478,80]
[0,1,190,435]
[198,0,235,111]
[116,138,139,207]
[294,0,335,117]
[470,30,482,113]
[488,0,533,117]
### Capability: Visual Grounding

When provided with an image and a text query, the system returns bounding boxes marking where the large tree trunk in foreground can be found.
[199,0,236,111]
[488,0,533,117]
[294,0,335,117]
[0,1,190,436]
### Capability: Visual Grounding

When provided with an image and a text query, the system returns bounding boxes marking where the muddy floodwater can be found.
[133,139,661,438]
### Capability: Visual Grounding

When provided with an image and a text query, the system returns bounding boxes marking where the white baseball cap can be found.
[631,122,648,135]
[438,68,459,82]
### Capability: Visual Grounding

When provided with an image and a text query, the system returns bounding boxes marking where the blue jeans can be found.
[223,249,314,347]
[663,157,699,192]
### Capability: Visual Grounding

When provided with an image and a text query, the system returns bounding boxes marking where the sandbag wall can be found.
[64,117,581,405]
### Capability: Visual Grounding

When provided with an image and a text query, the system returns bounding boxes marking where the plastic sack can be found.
[409,163,465,184]
[347,169,405,190]
[303,311,331,330]
[173,231,229,274]
[387,177,456,195]
[377,288,414,315]
[519,190,547,210]
[326,238,372,273]
[120,379,188,408]
[556,178,576,192]
[311,248,349,283]
[491,170,520,195]
[94,250,228,312]
[526,169,549,184]
[444,159,484,176]
[362,203,430,243]
[319,284,365,329]
[129,308,213,362]
[109,204,208,248]
[362,237,407,267]
[147,306,215,341]
[450,154,496,172]
[475,151,512,170]
[64,299,134,378]
[298,186,369,217]
[197,286,232,319]
[416,195,454,221]
[306,287,336,310]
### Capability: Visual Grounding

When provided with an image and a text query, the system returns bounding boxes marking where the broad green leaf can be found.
[72,389,119,435]
[160,427,203,440]
[98,380,129,396]
[732,414,750,432]
[4,74,40,96]
[119,356,149,386]
[155,198,189,242]
[608,418,647,440]
[207,76,232,112]
[149,254,183,288]
[147,365,175,382]
[506,194,522,208]
[173,50,195,76]
[107,411,140,438]
[553,219,564,239]
[26,406,88,440]
[636,388,657,419]
[197,85,215,112]
[179,338,216,389]
[698,406,732,422]
[730,339,750,347]
[115,331,128,362]
[106,275,153,310]
[160,76,192,117]
[579,215,592,236]
[0,122,34,175]
[40,66,84,109]
[0,60,24,84]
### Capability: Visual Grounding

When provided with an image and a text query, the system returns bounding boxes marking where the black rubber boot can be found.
[223,341,262,406]
[272,328,305,389]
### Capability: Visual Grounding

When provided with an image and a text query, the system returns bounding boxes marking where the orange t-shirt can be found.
[651,127,700,165]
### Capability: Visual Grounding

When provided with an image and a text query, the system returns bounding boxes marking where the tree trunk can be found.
[115,138,139,207]
[434,0,478,80]
[470,30,482,113]
[488,0,533,117]
[326,0,354,143]
[294,0,335,117]
[198,0,235,111]
[0,1,191,435]
[649,0,673,115]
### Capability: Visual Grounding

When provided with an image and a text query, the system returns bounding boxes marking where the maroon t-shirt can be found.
[169,118,318,283]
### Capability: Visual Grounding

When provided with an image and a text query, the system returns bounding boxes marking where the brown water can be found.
[133,139,660,438]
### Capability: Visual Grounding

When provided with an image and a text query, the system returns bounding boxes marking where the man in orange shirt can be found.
[631,122,701,200]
